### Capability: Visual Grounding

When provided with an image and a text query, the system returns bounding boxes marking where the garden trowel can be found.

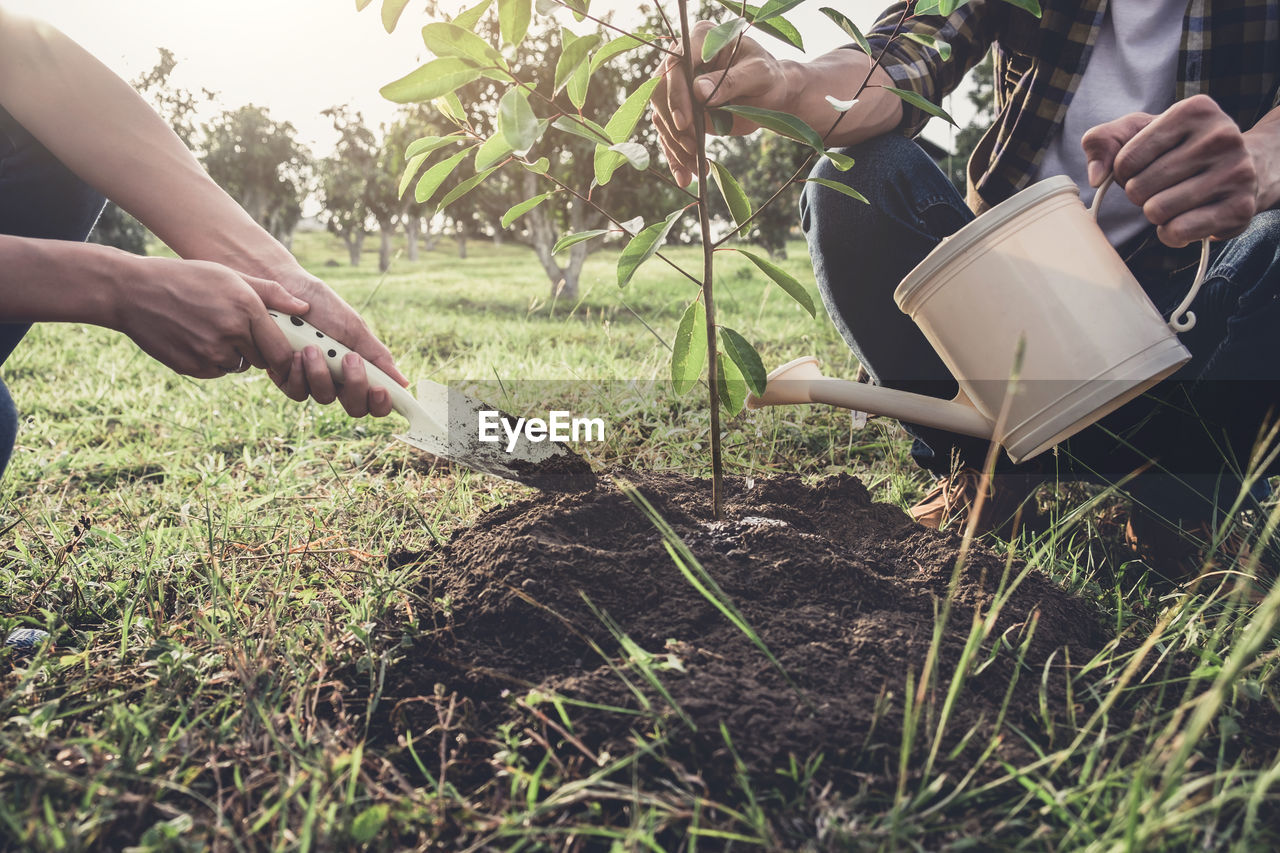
[269,313,597,492]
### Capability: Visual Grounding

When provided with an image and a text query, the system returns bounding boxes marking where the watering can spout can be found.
[746,356,994,440]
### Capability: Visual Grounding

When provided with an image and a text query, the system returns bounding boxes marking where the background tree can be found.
[319,106,379,266]
[383,112,439,260]
[201,105,310,246]
[393,9,682,296]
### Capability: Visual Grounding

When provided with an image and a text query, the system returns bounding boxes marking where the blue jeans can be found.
[802,134,1280,520]
[0,107,106,478]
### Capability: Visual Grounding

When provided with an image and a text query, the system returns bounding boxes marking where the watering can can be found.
[747,174,1211,464]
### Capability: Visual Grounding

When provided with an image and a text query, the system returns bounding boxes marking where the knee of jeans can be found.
[799,135,946,235]
[0,380,17,480]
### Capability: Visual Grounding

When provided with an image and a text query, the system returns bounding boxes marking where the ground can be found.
[2,232,1279,850]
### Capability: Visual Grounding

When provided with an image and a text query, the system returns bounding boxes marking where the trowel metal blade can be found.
[398,380,597,493]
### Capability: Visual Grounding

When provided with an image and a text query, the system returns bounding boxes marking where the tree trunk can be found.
[491,219,504,247]
[378,225,393,273]
[517,173,606,299]
[405,215,420,261]
[345,232,364,266]
[455,222,467,259]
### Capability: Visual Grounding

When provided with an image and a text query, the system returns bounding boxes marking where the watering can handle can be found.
[1089,174,1210,333]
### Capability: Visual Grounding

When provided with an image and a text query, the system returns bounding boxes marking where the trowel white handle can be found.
[1091,175,1210,333]
[267,311,421,421]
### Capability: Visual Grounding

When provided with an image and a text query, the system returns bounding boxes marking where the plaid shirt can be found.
[858,0,1280,212]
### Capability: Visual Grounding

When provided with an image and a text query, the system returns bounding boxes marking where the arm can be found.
[0,235,302,378]
[1082,96,1280,248]
[653,35,904,187]
[0,8,404,413]
[653,2,1001,187]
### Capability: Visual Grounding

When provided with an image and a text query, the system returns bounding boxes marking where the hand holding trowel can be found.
[268,312,596,492]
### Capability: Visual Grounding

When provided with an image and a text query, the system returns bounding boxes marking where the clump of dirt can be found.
[365,471,1277,797]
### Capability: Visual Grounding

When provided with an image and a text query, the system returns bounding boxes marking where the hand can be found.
[116,257,306,380]
[652,20,793,187]
[255,265,402,419]
[1081,95,1261,247]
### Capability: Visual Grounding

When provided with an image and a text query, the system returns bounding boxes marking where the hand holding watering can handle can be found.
[1090,175,1210,333]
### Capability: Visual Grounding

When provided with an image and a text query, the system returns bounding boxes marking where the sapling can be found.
[358,0,1029,517]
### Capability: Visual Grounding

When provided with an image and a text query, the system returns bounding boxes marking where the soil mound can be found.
[370,471,1184,792]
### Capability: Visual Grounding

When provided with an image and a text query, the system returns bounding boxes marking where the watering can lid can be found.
[894,175,1080,313]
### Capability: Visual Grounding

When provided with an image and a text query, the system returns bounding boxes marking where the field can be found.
[3,230,1280,851]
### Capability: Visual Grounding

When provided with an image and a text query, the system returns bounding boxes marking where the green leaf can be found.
[552,230,608,253]
[590,34,651,73]
[499,87,539,153]
[356,0,374,10]
[381,58,484,104]
[474,131,515,170]
[501,192,553,228]
[617,210,681,288]
[404,135,464,159]
[399,152,429,198]
[824,150,855,171]
[719,327,767,397]
[709,160,751,232]
[913,0,943,12]
[436,164,501,212]
[438,92,467,122]
[414,149,470,203]
[497,0,531,45]
[819,6,871,54]
[554,30,601,94]
[998,0,1043,15]
[594,147,624,186]
[603,77,661,142]
[608,142,649,170]
[523,156,550,174]
[381,0,411,32]
[702,18,750,63]
[753,16,804,50]
[721,104,824,150]
[805,177,869,204]
[904,32,951,61]
[421,23,506,68]
[757,0,808,20]
[709,108,734,135]
[711,0,802,49]
[881,85,956,125]
[351,804,388,844]
[566,61,590,110]
[734,249,816,317]
[594,142,647,186]
[453,0,493,29]
[551,115,612,145]
[716,349,749,415]
[563,0,589,20]
[671,299,706,395]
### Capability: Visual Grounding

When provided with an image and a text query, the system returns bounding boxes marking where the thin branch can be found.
[678,0,724,520]
[545,0,680,56]
[532,168,704,288]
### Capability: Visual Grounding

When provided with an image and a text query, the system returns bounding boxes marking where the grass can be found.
[1,229,1278,850]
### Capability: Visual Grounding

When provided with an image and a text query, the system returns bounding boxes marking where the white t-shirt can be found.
[1033,0,1185,246]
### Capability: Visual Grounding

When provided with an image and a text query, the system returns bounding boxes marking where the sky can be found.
[3,0,971,155]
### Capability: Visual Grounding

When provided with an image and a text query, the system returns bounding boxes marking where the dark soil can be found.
[360,470,1279,818]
